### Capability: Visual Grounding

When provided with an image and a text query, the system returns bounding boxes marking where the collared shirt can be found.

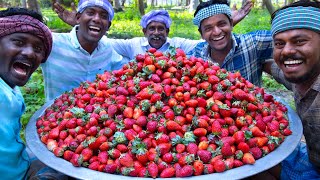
[109,37,201,61]
[41,26,127,101]
[0,78,30,179]
[187,30,273,86]
[271,65,320,169]
[293,75,320,169]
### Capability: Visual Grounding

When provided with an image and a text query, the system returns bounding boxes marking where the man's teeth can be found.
[153,37,160,40]
[21,62,31,68]
[213,36,224,41]
[89,26,101,31]
[284,60,303,65]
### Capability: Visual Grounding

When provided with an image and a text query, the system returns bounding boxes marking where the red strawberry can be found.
[214,159,226,172]
[104,163,118,173]
[160,167,175,178]
[237,142,250,153]
[204,164,215,174]
[250,147,262,159]
[180,165,194,177]
[147,162,158,178]
[250,126,266,137]
[197,150,212,163]
[221,143,233,157]
[193,160,204,176]
[186,143,198,155]
[81,148,93,162]
[242,152,255,164]
[233,89,248,101]
[234,159,244,167]
[119,153,134,167]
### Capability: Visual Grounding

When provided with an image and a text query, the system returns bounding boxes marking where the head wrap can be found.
[78,0,114,22]
[271,6,320,37]
[193,4,232,28]
[0,15,52,62]
[140,10,172,28]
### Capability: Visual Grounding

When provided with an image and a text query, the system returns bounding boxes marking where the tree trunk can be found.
[27,0,41,14]
[21,0,27,8]
[121,0,125,7]
[113,0,123,12]
[151,0,155,7]
[189,0,198,13]
[138,0,145,15]
[263,0,275,15]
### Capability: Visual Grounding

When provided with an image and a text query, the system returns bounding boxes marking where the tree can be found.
[27,0,41,13]
[113,0,123,12]
[138,0,145,15]
[262,0,275,14]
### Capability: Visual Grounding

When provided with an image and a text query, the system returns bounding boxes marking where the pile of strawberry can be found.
[36,48,292,178]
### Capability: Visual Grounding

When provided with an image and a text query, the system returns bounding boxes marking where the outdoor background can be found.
[0,0,296,139]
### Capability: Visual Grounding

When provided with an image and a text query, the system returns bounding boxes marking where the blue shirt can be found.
[41,26,127,101]
[110,37,201,61]
[187,30,273,86]
[0,78,30,179]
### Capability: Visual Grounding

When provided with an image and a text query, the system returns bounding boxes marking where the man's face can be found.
[0,33,45,88]
[76,6,110,44]
[273,29,320,83]
[200,14,233,53]
[143,21,169,49]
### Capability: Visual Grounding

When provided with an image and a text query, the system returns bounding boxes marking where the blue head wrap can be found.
[271,6,320,37]
[140,10,172,28]
[193,4,232,28]
[78,0,114,22]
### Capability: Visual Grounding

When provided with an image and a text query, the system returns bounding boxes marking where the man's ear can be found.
[76,13,81,24]
[142,28,147,35]
[166,28,170,34]
[198,28,203,38]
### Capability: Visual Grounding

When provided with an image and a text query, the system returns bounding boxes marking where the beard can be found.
[284,66,319,84]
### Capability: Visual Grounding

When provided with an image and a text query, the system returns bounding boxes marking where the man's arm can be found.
[231,0,253,26]
[52,0,77,26]
[53,0,253,27]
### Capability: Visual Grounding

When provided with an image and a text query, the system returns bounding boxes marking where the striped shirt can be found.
[0,78,30,179]
[41,26,127,101]
[187,30,273,86]
[110,37,201,61]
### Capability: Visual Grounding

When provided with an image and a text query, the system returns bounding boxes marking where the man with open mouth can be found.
[41,0,127,102]
[188,0,274,87]
[0,7,68,179]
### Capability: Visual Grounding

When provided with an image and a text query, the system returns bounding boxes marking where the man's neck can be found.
[295,74,319,96]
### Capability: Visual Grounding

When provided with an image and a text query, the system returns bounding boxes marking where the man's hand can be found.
[231,0,253,26]
[52,0,77,26]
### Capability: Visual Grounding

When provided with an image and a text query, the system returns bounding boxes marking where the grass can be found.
[20,7,291,139]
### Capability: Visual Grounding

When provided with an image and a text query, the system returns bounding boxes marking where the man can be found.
[51,1,253,61]
[269,0,320,178]
[0,7,66,179]
[188,0,273,87]
[42,0,127,102]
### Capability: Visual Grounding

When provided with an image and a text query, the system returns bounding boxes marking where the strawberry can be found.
[283,128,292,136]
[162,153,174,163]
[233,88,248,101]
[104,163,118,173]
[214,159,226,172]
[211,120,222,136]
[221,143,233,157]
[119,153,134,167]
[234,159,244,167]
[157,143,172,156]
[193,160,204,176]
[250,126,266,137]
[166,120,182,131]
[237,142,250,153]
[176,143,186,153]
[193,128,207,137]
[250,147,262,159]
[147,162,158,178]
[225,157,234,169]
[186,142,198,155]
[201,164,213,175]
[197,150,212,163]
[81,148,93,162]
[160,167,175,178]
[63,150,74,161]
[180,165,194,177]
[247,103,258,111]
[242,152,255,164]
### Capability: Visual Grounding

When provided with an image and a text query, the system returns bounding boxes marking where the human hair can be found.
[271,0,320,21]
[194,0,230,17]
[0,7,44,23]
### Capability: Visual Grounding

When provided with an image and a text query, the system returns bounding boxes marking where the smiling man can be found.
[0,7,67,179]
[41,0,127,101]
[188,0,274,87]
[268,0,320,178]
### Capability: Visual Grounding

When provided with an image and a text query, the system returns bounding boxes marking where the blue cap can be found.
[78,0,114,21]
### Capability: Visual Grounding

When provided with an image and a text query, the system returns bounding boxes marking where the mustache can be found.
[13,55,35,68]
[150,35,165,39]
[280,55,304,62]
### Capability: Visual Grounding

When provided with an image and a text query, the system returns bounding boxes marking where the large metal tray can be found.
[26,99,303,180]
